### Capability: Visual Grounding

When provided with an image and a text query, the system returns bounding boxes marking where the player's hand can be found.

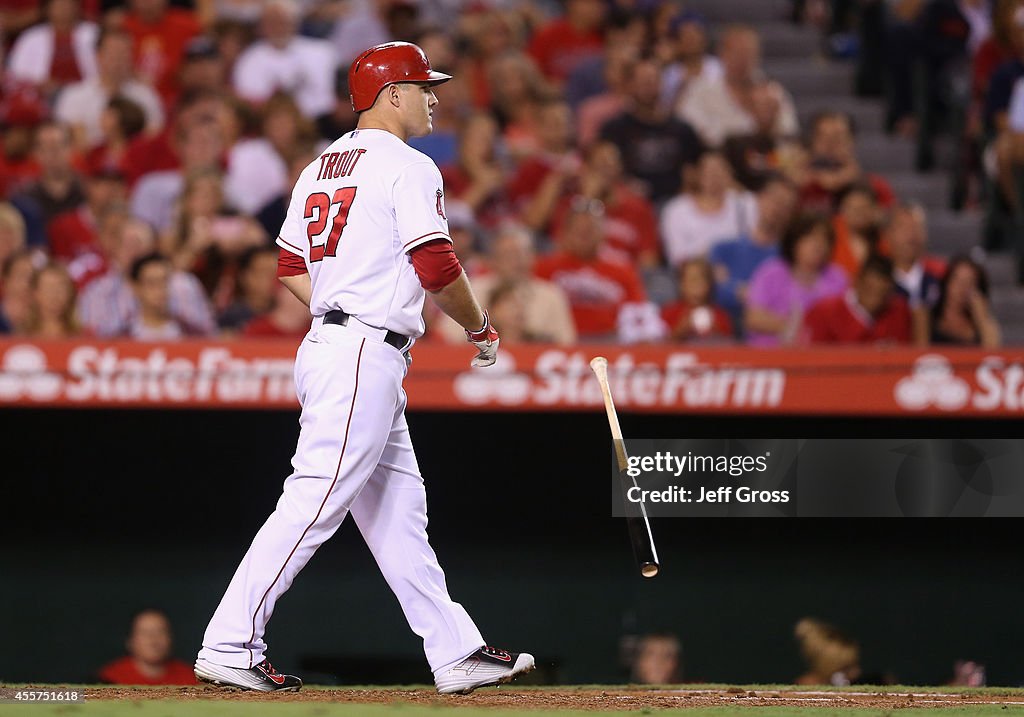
[466,311,500,368]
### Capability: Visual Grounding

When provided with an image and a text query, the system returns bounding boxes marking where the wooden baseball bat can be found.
[590,356,660,579]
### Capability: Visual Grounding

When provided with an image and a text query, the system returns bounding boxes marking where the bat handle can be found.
[590,356,623,442]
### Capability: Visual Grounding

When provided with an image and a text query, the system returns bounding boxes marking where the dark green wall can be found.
[2,410,1022,686]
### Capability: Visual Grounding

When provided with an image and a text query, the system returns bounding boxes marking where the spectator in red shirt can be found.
[120,90,228,186]
[98,609,197,685]
[550,141,660,268]
[803,254,911,345]
[507,99,581,227]
[534,199,662,342]
[84,96,148,177]
[66,205,124,290]
[528,0,607,85]
[0,79,49,197]
[661,257,733,343]
[46,168,126,260]
[123,0,202,106]
[798,111,895,213]
[242,281,312,339]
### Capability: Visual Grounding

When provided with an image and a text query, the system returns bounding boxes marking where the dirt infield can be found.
[74,685,1024,711]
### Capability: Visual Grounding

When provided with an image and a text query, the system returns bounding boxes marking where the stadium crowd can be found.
[0,0,1005,347]
[803,0,1024,289]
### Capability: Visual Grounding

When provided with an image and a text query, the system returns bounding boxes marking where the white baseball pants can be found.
[198,316,484,673]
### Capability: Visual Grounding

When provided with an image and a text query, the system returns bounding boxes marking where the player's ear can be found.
[387,84,402,108]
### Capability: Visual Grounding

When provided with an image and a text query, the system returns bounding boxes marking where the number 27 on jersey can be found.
[305,187,358,262]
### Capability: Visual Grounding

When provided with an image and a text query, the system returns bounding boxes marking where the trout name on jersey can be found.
[317,149,367,180]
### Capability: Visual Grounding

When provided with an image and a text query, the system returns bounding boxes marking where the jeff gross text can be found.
[625,451,790,505]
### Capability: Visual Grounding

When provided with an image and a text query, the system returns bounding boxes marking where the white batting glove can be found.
[466,311,500,368]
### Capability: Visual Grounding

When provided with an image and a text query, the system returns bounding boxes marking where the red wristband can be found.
[466,311,497,342]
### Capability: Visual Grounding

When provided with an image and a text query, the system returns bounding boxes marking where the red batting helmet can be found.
[348,42,452,112]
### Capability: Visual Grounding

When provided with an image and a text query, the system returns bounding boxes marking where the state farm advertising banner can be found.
[0,338,1022,415]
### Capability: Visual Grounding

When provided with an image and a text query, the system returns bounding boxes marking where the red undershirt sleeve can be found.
[277,247,308,277]
[409,239,463,292]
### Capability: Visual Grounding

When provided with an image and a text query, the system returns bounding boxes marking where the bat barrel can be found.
[591,355,660,580]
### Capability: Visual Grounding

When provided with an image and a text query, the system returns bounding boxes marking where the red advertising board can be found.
[0,339,1022,415]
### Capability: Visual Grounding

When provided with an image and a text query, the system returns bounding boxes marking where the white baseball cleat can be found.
[435,646,536,695]
[194,657,302,692]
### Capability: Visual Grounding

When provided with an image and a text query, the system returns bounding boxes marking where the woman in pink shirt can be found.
[745,212,848,346]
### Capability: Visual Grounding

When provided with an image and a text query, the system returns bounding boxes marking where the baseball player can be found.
[194,42,535,695]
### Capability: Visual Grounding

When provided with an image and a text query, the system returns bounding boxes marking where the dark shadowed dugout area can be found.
[2,410,1022,687]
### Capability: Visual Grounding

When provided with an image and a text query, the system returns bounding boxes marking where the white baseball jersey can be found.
[276,128,451,338]
[200,117,491,684]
